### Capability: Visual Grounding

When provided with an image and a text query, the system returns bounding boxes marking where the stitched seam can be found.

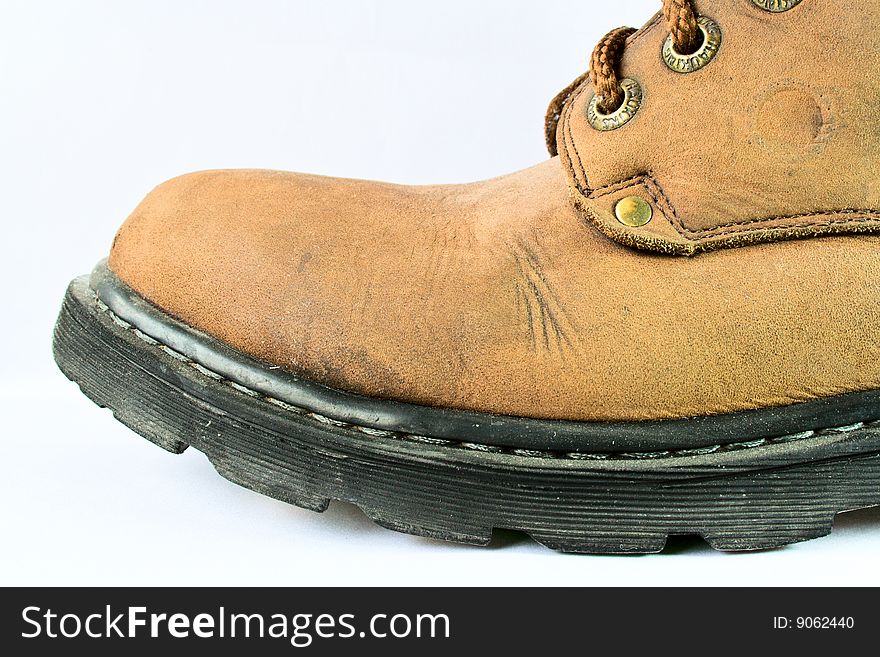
[589,174,650,198]
[578,168,880,241]
[563,84,590,189]
[564,100,880,242]
[96,297,880,462]
[643,178,683,229]
[681,210,880,237]
[587,174,688,237]
[560,84,594,193]
[566,111,588,189]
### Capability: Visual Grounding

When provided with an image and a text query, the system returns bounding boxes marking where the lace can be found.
[544,0,703,153]
[591,0,701,113]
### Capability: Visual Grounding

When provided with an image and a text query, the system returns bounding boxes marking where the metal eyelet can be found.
[587,78,643,132]
[662,16,722,74]
[751,0,803,12]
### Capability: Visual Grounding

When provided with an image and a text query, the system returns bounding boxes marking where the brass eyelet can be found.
[587,78,643,132]
[751,0,803,12]
[662,16,722,74]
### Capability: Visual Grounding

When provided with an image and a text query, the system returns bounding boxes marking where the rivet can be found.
[615,196,653,227]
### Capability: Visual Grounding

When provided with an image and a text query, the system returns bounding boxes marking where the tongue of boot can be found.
[545,0,880,255]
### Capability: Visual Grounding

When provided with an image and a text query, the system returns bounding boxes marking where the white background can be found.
[2,0,878,586]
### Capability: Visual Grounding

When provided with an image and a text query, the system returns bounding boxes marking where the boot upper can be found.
[108,0,880,423]
[556,0,880,254]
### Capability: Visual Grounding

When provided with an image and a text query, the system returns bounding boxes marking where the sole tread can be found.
[52,277,880,554]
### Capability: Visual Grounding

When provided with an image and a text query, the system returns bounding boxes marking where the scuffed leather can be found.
[109,160,880,422]
[107,0,880,423]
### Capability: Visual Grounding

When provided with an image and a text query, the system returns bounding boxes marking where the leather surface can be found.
[107,0,880,423]
[90,262,880,450]
[108,159,880,422]
[558,0,880,254]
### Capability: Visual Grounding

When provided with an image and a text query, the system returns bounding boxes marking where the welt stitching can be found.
[96,297,879,463]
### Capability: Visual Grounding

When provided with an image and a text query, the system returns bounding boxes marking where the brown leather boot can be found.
[54,0,880,553]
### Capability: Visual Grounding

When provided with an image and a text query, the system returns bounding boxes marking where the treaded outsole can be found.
[53,276,880,554]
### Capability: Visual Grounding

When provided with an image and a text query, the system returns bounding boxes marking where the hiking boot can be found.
[54,0,880,553]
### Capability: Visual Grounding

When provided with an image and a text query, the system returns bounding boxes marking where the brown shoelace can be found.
[592,0,701,113]
[545,0,702,153]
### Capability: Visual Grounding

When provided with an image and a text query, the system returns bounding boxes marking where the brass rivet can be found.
[615,196,653,227]
[750,0,803,12]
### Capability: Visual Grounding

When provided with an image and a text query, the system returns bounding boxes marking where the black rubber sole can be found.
[53,274,880,553]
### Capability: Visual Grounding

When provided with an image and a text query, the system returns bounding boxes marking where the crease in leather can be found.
[108,163,880,423]
[105,0,880,424]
